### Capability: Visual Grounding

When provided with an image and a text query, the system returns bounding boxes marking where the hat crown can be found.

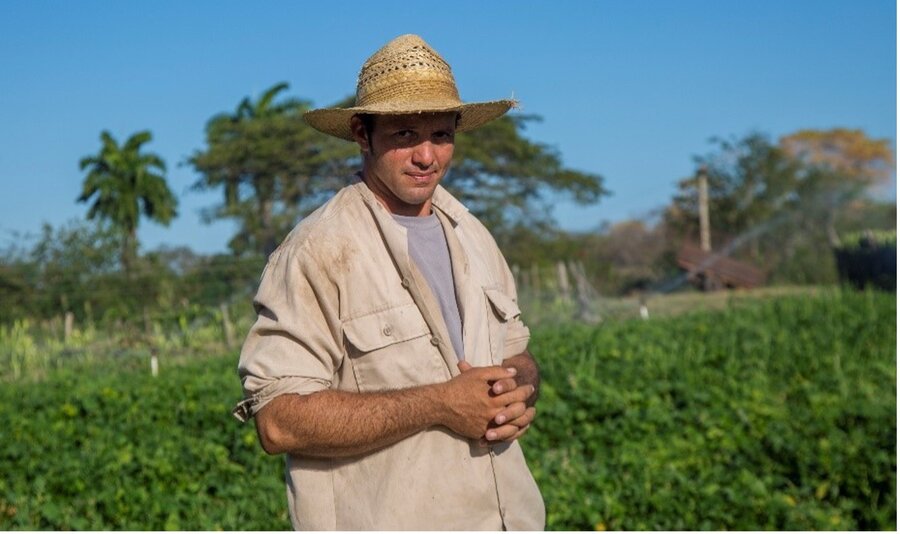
[303,34,515,141]
[355,34,461,108]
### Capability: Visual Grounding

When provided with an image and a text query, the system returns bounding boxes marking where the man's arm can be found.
[255,364,534,458]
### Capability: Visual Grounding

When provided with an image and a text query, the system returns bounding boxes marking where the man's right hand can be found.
[437,361,534,440]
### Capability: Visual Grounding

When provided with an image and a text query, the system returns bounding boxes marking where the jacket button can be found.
[401,277,411,288]
[382,325,393,336]
[430,336,440,346]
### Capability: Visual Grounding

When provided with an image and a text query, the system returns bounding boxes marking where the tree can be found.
[664,129,896,285]
[779,128,894,246]
[450,113,608,236]
[189,83,358,256]
[666,132,802,259]
[192,87,608,256]
[77,130,177,274]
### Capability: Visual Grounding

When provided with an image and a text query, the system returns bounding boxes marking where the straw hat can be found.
[304,34,516,141]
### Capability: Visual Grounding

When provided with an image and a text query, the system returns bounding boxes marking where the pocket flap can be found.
[484,287,521,321]
[343,304,431,352]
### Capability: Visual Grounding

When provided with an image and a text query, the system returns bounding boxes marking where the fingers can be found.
[480,420,533,445]
[466,365,517,383]
[479,405,536,446]
[493,383,534,406]
[493,401,527,426]
[457,361,517,382]
[483,423,519,443]
[491,377,518,396]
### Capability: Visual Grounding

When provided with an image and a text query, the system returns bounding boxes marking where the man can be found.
[233,34,545,530]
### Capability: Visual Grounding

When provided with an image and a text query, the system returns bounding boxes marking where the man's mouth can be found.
[407,172,435,183]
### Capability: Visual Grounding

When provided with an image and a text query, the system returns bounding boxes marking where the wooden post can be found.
[64,312,74,342]
[556,261,571,302]
[530,264,541,296]
[220,303,236,349]
[511,264,521,290]
[569,261,597,323]
[697,166,715,291]
[698,165,711,253]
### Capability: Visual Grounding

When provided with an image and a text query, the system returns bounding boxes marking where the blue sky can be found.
[0,0,895,255]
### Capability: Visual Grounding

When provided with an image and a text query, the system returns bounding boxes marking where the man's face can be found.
[351,112,456,217]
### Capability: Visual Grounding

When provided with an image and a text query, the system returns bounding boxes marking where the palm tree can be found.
[77,130,177,275]
[202,82,307,219]
[191,82,356,256]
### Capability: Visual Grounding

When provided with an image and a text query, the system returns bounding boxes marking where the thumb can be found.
[457,360,473,372]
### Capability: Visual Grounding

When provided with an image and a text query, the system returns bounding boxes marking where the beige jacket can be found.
[234,180,545,530]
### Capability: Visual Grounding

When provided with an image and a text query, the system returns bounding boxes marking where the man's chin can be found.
[399,188,438,207]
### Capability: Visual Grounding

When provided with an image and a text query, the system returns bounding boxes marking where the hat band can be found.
[357,78,461,108]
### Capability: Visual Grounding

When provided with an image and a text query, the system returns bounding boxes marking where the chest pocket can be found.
[484,287,522,365]
[343,304,447,392]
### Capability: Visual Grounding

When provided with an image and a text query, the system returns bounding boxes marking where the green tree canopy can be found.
[77,130,177,274]
[450,113,608,235]
[664,129,896,284]
[666,132,801,248]
[191,85,608,256]
[780,128,895,246]
[189,83,358,256]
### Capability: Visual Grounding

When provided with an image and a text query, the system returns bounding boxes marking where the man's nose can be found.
[411,141,435,168]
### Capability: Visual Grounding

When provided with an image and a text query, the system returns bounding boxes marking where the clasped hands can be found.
[444,360,536,447]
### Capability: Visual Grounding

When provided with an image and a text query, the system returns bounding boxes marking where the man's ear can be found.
[349,115,370,153]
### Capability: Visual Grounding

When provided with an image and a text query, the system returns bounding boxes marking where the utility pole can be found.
[697,165,711,252]
[697,165,715,291]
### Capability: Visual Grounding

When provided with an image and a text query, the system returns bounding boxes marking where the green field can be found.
[0,289,895,530]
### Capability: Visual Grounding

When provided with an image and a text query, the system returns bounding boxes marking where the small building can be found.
[676,243,765,290]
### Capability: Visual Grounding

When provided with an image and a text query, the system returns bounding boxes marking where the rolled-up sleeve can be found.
[233,243,342,422]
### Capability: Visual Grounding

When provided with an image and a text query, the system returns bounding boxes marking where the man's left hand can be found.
[458,358,539,446]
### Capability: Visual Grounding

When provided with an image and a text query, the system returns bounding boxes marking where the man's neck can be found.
[359,170,433,217]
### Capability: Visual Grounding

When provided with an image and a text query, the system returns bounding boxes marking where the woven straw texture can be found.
[304,34,515,141]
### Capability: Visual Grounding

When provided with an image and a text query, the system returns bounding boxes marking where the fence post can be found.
[64,311,74,343]
[220,303,236,349]
[556,261,571,303]
[150,350,159,378]
[530,264,541,297]
[511,264,522,291]
[569,261,598,323]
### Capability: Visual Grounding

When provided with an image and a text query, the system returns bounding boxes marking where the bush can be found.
[523,289,895,530]
[0,290,894,530]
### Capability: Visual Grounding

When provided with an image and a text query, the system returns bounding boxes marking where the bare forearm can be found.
[255,366,529,458]
[257,386,444,458]
[502,350,540,407]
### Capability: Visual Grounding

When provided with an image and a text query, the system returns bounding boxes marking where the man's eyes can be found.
[392,129,454,142]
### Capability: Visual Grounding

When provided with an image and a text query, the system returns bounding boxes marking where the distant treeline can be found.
[2,80,896,325]
[0,193,893,327]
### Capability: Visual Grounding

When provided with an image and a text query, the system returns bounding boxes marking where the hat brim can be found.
[304,99,516,141]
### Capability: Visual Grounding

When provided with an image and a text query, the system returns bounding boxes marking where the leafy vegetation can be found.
[525,289,895,530]
[839,229,896,250]
[0,291,893,530]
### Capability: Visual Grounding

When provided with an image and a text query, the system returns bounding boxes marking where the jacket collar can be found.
[351,174,469,225]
